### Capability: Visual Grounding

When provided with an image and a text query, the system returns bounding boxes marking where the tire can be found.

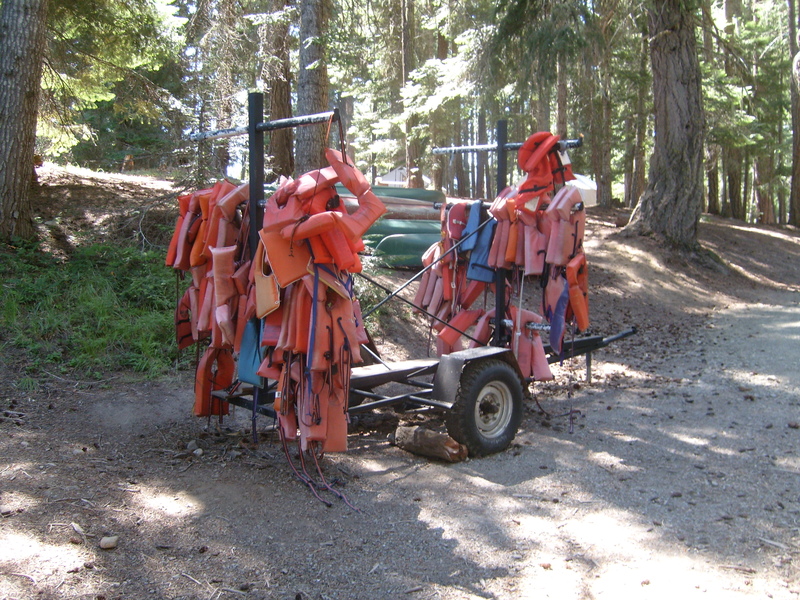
[445,358,524,457]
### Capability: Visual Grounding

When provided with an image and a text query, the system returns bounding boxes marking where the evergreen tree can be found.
[791,0,800,226]
[626,0,705,247]
[295,0,331,175]
[0,0,50,241]
[42,0,177,158]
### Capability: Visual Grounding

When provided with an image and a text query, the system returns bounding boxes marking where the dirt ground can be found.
[1,166,799,600]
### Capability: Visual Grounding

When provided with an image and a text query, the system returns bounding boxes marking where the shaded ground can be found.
[29,164,182,256]
[1,167,799,600]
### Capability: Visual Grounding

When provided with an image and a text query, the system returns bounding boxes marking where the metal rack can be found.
[189,102,635,456]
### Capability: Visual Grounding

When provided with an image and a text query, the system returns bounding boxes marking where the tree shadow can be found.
[0,377,513,599]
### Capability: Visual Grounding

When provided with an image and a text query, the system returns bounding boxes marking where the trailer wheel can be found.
[445,358,523,457]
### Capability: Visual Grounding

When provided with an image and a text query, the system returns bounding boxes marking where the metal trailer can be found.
[197,93,636,457]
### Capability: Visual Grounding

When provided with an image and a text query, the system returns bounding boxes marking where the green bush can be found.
[0,240,183,381]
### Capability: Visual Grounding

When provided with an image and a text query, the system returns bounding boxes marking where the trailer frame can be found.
[198,94,635,456]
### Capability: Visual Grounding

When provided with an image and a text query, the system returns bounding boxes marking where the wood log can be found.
[390,426,468,462]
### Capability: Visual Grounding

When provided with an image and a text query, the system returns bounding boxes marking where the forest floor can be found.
[1,165,800,600]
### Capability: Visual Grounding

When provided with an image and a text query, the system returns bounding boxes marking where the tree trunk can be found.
[723,146,743,218]
[431,30,448,193]
[212,0,238,176]
[625,0,705,248]
[586,54,601,203]
[264,0,294,181]
[706,147,720,215]
[587,37,612,208]
[556,55,568,138]
[790,0,800,226]
[599,62,613,206]
[701,1,719,216]
[295,0,329,176]
[432,156,444,192]
[754,154,775,224]
[631,30,649,209]
[742,152,751,220]
[751,30,775,225]
[622,115,636,208]
[777,70,786,224]
[476,109,487,198]
[339,95,354,159]
[724,150,744,219]
[537,80,551,132]
[453,109,468,197]
[196,95,214,186]
[403,0,424,188]
[0,0,49,242]
[721,151,728,213]
[370,101,378,186]
[722,0,746,221]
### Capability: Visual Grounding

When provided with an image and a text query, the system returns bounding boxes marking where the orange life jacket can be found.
[545,186,585,266]
[566,252,589,332]
[175,287,195,351]
[210,245,238,349]
[458,279,486,310]
[517,132,560,201]
[509,306,553,381]
[193,346,235,417]
[521,215,547,276]
[170,154,380,455]
[437,308,484,347]
[204,183,248,257]
[190,180,232,268]
[166,192,192,267]
[172,189,206,271]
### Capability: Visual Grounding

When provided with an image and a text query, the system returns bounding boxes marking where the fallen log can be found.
[389,426,468,462]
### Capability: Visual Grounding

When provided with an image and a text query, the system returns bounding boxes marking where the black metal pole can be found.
[247,93,265,418]
[190,109,338,143]
[431,142,524,154]
[255,110,336,133]
[493,120,508,347]
[248,92,265,260]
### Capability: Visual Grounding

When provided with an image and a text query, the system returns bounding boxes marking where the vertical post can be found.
[586,351,592,384]
[247,93,265,428]
[248,92,265,258]
[331,107,343,155]
[493,120,508,347]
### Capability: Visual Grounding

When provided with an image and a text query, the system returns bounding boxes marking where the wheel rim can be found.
[474,380,514,439]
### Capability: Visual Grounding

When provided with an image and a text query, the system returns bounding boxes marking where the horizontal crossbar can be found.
[188,110,338,142]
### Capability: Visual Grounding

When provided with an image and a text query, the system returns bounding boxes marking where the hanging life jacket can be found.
[193,346,235,417]
[566,252,589,332]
